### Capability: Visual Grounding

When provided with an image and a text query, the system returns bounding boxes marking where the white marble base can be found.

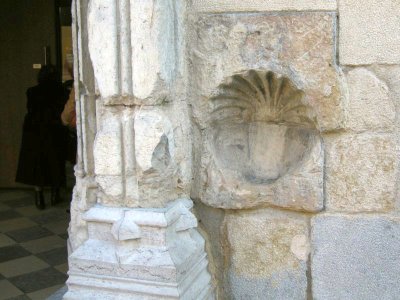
[64,199,214,299]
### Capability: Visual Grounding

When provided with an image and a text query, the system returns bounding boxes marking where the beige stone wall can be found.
[187,0,400,298]
[68,0,400,299]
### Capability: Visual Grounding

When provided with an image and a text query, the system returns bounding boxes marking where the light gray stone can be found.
[226,209,309,299]
[197,70,324,212]
[87,0,177,104]
[339,0,400,65]
[325,133,396,212]
[311,214,400,300]
[134,110,174,173]
[47,285,67,300]
[189,12,343,131]
[345,68,395,131]
[65,199,214,300]
[191,0,337,12]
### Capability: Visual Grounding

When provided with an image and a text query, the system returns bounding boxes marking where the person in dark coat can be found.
[16,65,68,209]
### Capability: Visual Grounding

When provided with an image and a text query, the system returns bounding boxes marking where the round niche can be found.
[209,70,317,184]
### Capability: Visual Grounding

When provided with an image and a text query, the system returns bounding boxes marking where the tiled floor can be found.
[0,189,70,300]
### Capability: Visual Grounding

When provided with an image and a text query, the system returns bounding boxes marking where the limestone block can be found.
[93,117,124,201]
[93,118,121,176]
[345,68,395,131]
[192,0,336,12]
[87,0,118,98]
[226,209,309,299]
[325,133,396,212]
[87,0,177,104]
[134,110,174,173]
[190,12,343,131]
[193,201,226,299]
[130,0,176,101]
[339,0,400,65]
[311,214,400,300]
[133,109,184,207]
[199,70,324,211]
[65,199,214,299]
[95,176,123,200]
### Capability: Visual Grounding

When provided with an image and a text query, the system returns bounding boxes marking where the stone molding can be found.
[65,199,214,299]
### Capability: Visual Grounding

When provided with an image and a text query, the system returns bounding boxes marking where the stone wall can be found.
[67,0,400,299]
[187,0,400,299]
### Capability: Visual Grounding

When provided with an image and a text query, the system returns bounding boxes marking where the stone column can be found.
[64,0,213,299]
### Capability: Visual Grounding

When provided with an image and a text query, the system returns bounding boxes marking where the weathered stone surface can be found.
[65,199,214,299]
[226,209,309,299]
[201,125,324,211]
[134,110,174,173]
[93,117,122,176]
[193,201,227,299]
[369,66,400,210]
[345,68,395,131]
[70,0,400,299]
[91,104,191,208]
[190,13,342,212]
[325,133,396,212]
[312,214,400,300]
[87,0,118,96]
[93,116,124,201]
[192,0,337,12]
[87,0,177,104]
[190,12,343,131]
[339,0,400,65]
[196,69,324,212]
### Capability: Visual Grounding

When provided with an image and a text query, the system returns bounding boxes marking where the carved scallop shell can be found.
[210,70,314,126]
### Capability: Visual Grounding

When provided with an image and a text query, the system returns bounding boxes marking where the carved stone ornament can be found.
[200,70,324,212]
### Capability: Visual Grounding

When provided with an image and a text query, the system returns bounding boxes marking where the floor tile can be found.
[0,245,30,263]
[0,210,21,222]
[0,256,48,278]
[0,234,16,247]
[0,218,36,233]
[9,268,67,294]
[30,211,69,226]
[0,203,10,212]
[0,191,32,202]
[3,197,33,209]
[14,206,45,217]
[0,280,23,300]
[0,190,70,298]
[26,284,63,300]
[37,247,68,266]
[42,220,69,235]
[21,236,66,254]
[54,263,68,274]
[6,227,53,243]
[5,295,30,300]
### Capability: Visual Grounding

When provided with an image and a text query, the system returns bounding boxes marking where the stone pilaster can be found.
[65,0,213,298]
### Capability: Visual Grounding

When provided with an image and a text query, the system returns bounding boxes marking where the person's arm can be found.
[61,87,76,127]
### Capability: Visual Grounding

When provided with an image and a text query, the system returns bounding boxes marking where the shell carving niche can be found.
[202,70,324,211]
[210,70,312,125]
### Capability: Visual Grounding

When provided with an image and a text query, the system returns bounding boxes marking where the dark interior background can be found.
[0,0,57,187]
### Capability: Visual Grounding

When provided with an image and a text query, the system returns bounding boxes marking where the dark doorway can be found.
[0,0,72,187]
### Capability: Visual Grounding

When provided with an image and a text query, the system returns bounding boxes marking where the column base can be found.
[64,199,214,300]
